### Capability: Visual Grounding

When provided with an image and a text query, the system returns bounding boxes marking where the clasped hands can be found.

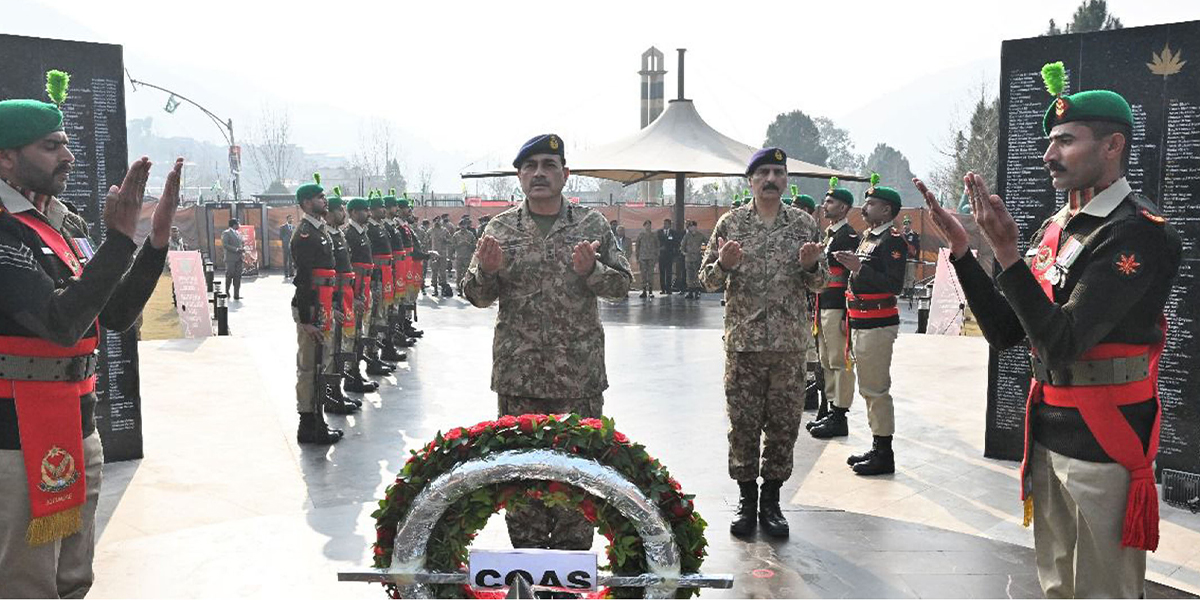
[475,234,602,277]
[716,237,821,271]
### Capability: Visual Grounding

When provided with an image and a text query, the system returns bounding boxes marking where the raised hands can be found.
[799,241,822,270]
[572,240,601,276]
[911,176,969,259]
[104,156,152,240]
[476,235,503,274]
[832,250,861,273]
[149,158,184,249]
[716,237,743,270]
[964,171,1021,268]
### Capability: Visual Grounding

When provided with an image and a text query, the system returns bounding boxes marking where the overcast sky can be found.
[5,0,1197,190]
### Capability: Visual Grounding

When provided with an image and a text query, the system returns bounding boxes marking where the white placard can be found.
[927,248,971,336]
[167,250,213,338]
[468,548,597,592]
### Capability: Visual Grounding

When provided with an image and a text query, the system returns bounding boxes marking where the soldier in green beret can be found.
[365,192,403,370]
[830,173,907,476]
[321,191,367,411]
[342,197,382,391]
[0,70,184,595]
[916,61,1180,597]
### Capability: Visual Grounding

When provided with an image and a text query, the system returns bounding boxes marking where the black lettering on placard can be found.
[566,570,592,589]
[0,34,142,463]
[990,21,1200,476]
[475,569,501,588]
[505,570,534,587]
[537,570,564,588]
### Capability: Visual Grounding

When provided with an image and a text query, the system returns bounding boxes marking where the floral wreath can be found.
[371,413,708,599]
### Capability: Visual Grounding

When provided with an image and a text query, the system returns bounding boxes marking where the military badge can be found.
[1140,209,1165,224]
[549,135,560,150]
[38,446,79,493]
[1032,244,1054,272]
[774,149,783,161]
[1113,252,1142,277]
[1055,97,1069,118]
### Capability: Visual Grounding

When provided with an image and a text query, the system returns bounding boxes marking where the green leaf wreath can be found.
[371,414,709,599]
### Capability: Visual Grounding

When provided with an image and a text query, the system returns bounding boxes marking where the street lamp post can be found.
[126,71,242,201]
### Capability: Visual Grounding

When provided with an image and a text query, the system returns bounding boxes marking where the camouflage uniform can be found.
[680,227,705,292]
[699,202,829,481]
[461,199,632,549]
[450,226,478,288]
[429,223,451,290]
[634,228,659,292]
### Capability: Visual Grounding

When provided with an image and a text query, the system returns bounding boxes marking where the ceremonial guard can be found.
[290,175,344,445]
[634,219,658,297]
[462,134,632,552]
[830,174,907,476]
[680,220,705,299]
[451,215,478,293]
[366,193,404,368]
[0,71,182,595]
[808,179,861,437]
[342,196,381,391]
[322,191,371,407]
[393,197,430,339]
[916,63,1180,597]
[699,148,828,539]
[380,194,414,353]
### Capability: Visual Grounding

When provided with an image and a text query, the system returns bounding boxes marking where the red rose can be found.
[547,481,565,494]
[518,414,540,433]
[373,545,386,557]
[444,427,465,441]
[496,415,519,428]
[669,477,682,491]
[469,422,493,437]
[580,418,603,429]
[579,498,598,522]
[670,499,693,518]
[613,431,629,444]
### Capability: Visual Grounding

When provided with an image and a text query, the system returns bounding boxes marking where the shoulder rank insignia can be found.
[1140,209,1165,224]
[1113,252,1142,278]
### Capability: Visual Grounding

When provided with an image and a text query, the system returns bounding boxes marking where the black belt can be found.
[312,276,337,287]
[1031,353,1150,387]
[846,297,897,311]
[0,352,98,382]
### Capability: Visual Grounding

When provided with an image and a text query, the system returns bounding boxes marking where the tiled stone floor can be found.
[88,275,1199,598]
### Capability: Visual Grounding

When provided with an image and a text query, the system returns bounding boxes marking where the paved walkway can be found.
[89,274,1200,598]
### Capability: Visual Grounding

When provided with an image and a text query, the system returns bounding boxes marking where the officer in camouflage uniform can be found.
[291,176,343,444]
[429,217,452,296]
[450,215,477,293]
[679,220,705,299]
[462,133,632,551]
[699,147,828,539]
[916,68,1180,597]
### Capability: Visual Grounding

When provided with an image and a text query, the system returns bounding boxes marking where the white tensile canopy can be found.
[460,98,867,184]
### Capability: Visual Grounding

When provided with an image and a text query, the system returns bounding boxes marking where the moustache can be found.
[54,164,72,176]
[1045,161,1067,174]
[531,178,549,186]
[763,184,780,191]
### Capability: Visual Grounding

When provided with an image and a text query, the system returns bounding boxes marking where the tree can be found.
[246,104,300,193]
[417,164,435,200]
[764,110,828,168]
[814,116,865,173]
[930,86,999,210]
[385,158,407,194]
[1042,0,1121,35]
[484,176,516,201]
[864,143,918,206]
[350,118,401,193]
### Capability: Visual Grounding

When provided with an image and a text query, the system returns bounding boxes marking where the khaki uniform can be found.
[450,227,478,287]
[817,219,860,409]
[430,224,451,289]
[680,228,705,291]
[366,218,392,342]
[699,202,829,481]
[634,228,658,291]
[290,214,335,412]
[846,223,907,437]
[461,199,632,549]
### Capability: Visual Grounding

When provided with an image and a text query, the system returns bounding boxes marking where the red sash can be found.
[844,291,899,320]
[312,268,337,332]
[826,265,848,289]
[4,211,94,545]
[353,262,374,305]
[376,255,394,303]
[1019,220,1164,551]
[392,250,406,303]
[337,272,356,338]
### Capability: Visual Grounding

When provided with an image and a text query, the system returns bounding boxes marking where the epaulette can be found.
[1139,208,1166,225]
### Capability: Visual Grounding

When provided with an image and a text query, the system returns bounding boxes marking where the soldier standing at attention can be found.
[634,219,658,298]
[342,196,381,392]
[290,175,344,445]
[0,71,186,595]
[915,63,1179,597]
[429,215,451,297]
[699,147,828,539]
[451,215,478,294]
[808,179,861,438]
[680,220,705,299]
[833,173,907,476]
[320,192,364,412]
[366,193,402,371]
[462,133,632,552]
[394,197,431,338]
[221,217,245,300]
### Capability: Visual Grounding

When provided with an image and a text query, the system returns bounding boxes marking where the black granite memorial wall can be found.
[0,34,143,462]
[989,21,1200,479]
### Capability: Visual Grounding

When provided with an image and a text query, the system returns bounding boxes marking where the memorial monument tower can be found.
[638,47,666,204]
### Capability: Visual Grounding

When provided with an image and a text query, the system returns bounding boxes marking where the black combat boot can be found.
[808,406,848,439]
[758,480,789,538]
[297,412,342,445]
[441,283,453,297]
[380,340,407,362]
[323,376,359,414]
[342,359,376,396]
[730,480,758,538]
[852,436,895,476]
[639,290,647,298]
[803,379,820,411]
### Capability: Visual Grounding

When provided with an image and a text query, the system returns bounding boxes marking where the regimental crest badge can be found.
[1140,208,1166,224]
[549,136,560,150]
[774,149,783,161]
[1032,244,1054,272]
[1113,252,1142,278]
[38,446,79,493]
[1055,97,1069,118]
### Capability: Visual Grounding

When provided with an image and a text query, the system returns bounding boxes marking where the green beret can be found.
[0,100,64,149]
[368,195,385,210]
[396,197,411,208]
[864,172,903,213]
[327,196,344,210]
[383,195,397,208]
[794,194,816,210]
[746,147,787,176]
[513,133,565,168]
[295,183,323,203]
[346,198,368,211]
[1040,61,1132,135]
[824,177,854,205]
